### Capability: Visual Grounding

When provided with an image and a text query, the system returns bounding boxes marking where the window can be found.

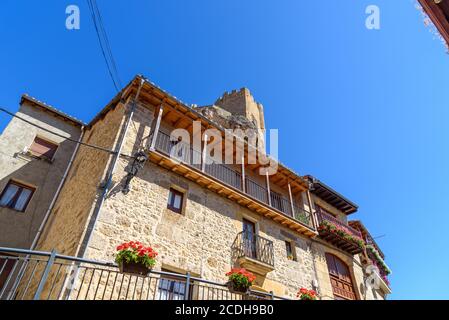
[285,241,295,261]
[0,254,16,292]
[167,188,184,213]
[0,181,35,212]
[325,253,356,300]
[157,270,192,300]
[29,136,58,160]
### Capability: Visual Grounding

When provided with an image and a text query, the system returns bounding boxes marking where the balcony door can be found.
[325,253,357,300]
[242,219,257,260]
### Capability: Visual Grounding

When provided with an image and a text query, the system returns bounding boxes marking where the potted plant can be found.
[225,268,256,294]
[115,241,158,276]
[297,287,317,300]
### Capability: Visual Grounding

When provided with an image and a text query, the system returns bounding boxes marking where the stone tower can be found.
[214,88,266,150]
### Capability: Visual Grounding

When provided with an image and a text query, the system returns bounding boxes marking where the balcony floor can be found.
[318,229,363,255]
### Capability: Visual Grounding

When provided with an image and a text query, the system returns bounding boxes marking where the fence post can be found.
[185,272,191,300]
[33,249,57,300]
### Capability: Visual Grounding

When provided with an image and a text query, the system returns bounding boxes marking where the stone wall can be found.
[36,99,128,255]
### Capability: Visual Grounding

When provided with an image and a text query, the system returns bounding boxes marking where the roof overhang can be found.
[20,94,86,127]
[305,175,358,215]
[418,0,449,46]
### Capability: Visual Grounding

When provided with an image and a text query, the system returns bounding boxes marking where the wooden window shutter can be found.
[29,137,58,159]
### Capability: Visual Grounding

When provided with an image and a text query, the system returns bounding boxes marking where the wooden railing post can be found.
[241,153,246,192]
[201,134,208,172]
[149,105,164,151]
[265,172,272,207]
[288,182,295,218]
[306,190,318,231]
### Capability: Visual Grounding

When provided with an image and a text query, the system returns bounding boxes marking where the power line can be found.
[86,0,122,91]
[0,107,134,159]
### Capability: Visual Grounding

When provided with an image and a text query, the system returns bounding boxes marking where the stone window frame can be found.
[166,185,187,215]
[284,239,297,262]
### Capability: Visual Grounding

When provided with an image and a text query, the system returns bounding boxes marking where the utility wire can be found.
[86,0,122,91]
[0,107,134,159]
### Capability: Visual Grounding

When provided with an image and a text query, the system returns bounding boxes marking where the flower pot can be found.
[226,281,249,294]
[119,261,151,276]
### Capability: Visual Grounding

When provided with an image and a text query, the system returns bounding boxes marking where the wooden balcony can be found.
[231,232,274,275]
[317,210,363,255]
[148,130,317,237]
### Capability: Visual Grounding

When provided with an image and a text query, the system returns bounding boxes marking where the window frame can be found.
[285,240,296,261]
[0,180,35,212]
[157,269,194,300]
[167,188,184,214]
[28,135,59,161]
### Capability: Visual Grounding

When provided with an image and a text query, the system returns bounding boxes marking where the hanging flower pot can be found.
[115,241,157,276]
[297,287,318,300]
[225,268,256,294]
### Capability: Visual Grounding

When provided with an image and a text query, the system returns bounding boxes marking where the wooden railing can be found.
[317,208,362,239]
[232,232,274,267]
[154,130,314,229]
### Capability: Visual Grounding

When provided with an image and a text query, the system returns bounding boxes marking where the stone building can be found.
[0,95,83,249]
[0,75,391,300]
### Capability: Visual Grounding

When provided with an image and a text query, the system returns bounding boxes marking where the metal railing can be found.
[0,247,287,300]
[232,232,274,267]
[317,209,362,239]
[154,130,314,230]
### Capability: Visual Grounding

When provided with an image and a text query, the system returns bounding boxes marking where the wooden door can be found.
[325,253,357,300]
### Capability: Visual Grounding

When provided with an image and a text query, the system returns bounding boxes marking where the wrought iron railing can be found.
[154,130,314,230]
[232,232,274,267]
[0,247,287,300]
[317,209,362,239]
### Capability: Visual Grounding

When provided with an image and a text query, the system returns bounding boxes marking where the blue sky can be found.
[1,1,448,299]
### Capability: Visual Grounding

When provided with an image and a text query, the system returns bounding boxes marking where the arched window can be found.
[325,253,357,300]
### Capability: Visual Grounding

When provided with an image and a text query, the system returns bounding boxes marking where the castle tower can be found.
[214,88,266,149]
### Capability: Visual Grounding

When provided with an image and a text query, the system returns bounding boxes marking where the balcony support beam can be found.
[149,104,164,151]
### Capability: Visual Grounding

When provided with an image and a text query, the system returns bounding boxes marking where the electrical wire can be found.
[86,0,122,91]
[0,107,134,159]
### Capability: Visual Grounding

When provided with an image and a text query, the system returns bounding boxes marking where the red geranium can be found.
[115,241,158,268]
[297,287,317,300]
[226,268,256,290]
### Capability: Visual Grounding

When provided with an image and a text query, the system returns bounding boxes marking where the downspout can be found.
[30,126,85,250]
[7,126,85,299]
[76,77,145,259]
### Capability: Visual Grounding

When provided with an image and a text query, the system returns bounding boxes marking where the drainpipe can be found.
[7,126,85,299]
[76,77,145,259]
[30,127,85,250]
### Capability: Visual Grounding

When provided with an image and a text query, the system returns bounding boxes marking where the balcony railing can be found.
[316,209,364,255]
[317,209,362,239]
[232,232,274,267]
[0,247,287,300]
[154,130,313,229]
